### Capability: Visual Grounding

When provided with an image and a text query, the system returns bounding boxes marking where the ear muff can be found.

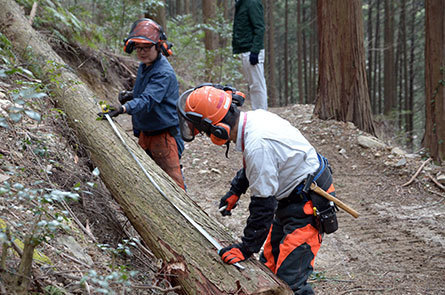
[210,122,231,145]
[123,39,135,54]
[159,40,173,56]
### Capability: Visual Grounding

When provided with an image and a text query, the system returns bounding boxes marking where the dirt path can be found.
[180,104,445,295]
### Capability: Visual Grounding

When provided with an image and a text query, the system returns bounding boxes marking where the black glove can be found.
[218,243,252,264]
[219,191,240,216]
[97,105,124,120]
[118,90,133,104]
[249,52,259,65]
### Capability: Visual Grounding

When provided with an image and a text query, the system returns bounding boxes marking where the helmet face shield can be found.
[177,89,198,142]
[124,18,161,53]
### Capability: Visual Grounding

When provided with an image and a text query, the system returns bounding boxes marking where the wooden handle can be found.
[310,183,359,218]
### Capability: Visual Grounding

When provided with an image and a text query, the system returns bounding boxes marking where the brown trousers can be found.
[138,131,185,190]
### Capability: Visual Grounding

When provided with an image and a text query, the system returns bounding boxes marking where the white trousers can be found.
[240,49,268,110]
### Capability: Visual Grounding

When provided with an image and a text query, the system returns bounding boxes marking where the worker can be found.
[98,18,185,190]
[176,85,338,295]
[232,0,268,110]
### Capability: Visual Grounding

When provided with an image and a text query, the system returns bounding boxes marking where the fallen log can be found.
[0,1,292,294]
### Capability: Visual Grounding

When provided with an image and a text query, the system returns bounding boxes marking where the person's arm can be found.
[219,147,279,264]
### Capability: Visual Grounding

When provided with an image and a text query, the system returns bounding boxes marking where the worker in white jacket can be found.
[177,85,338,295]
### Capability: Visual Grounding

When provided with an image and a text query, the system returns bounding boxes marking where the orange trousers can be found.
[260,200,321,295]
[138,131,185,190]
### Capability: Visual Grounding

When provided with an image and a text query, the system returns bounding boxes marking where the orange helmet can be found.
[177,86,233,145]
[123,18,172,56]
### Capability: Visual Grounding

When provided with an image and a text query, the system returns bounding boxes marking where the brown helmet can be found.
[123,18,172,56]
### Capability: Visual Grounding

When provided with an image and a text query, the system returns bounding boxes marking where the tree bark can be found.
[144,0,166,31]
[297,0,303,104]
[284,0,289,105]
[0,1,293,294]
[315,0,376,135]
[424,0,445,163]
[264,0,278,107]
[203,0,218,81]
[383,0,396,116]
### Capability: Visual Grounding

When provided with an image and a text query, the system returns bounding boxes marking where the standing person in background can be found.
[98,18,185,190]
[233,0,268,110]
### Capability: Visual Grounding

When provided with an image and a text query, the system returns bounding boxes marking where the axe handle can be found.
[310,183,359,218]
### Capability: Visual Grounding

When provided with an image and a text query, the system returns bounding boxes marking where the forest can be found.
[0,0,444,294]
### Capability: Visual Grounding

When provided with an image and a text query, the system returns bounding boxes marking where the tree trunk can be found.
[383,0,396,115]
[284,0,289,105]
[407,0,416,150]
[367,0,374,112]
[0,1,293,294]
[265,0,278,107]
[302,0,308,103]
[315,0,376,135]
[424,0,445,163]
[297,0,303,104]
[145,0,166,31]
[373,0,381,114]
[203,0,218,81]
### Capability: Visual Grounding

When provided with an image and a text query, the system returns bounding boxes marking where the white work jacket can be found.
[235,110,319,200]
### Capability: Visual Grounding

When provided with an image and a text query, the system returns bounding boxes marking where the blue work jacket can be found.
[124,54,184,156]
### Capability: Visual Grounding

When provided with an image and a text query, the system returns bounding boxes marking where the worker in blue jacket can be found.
[99,18,185,189]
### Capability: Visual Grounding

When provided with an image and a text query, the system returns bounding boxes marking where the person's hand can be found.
[97,105,124,120]
[118,90,133,104]
[218,243,251,264]
[219,191,240,216]
[249,52,259,65]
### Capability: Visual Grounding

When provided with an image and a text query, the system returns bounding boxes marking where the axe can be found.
[303,175,359,218]
[310,183,359,218]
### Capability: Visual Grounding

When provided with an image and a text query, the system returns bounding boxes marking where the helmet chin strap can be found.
[225,141,230,158]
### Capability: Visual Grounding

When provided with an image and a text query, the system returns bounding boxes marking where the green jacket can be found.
[232,0,265,55]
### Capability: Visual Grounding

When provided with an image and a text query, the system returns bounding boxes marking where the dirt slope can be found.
[178,103,445,295]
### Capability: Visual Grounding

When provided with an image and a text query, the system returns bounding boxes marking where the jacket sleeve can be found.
[248,0,265,54]
[241,195,276,254]
[125,72,172,115]
[229,168,250,196]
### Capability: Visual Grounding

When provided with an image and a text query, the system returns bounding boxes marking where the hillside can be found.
[1,29,445,295]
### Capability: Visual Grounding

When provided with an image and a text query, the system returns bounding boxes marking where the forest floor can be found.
[1,39,444,294]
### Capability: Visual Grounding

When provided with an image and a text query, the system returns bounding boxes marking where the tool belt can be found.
[282,154,338,234]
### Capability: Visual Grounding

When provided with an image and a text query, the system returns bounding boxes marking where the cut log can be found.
[0,1,293,294]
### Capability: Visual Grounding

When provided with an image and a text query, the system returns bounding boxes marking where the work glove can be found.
[218,243,252,264]
[97,105,124,120]
[219,191,240,216]
[249,52,259,65]
[118,90,133,105]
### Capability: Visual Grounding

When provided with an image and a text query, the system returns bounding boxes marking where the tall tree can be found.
[315,0,375,135]
[424,0,445,162]
[202,0,218,81]
[373,0,382,114]
[144,0,166,30]
[406,0,417,149]
[383,0,396,115]
[284,0,289,105]
[296,0,303,103]
[264,0,278,106]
